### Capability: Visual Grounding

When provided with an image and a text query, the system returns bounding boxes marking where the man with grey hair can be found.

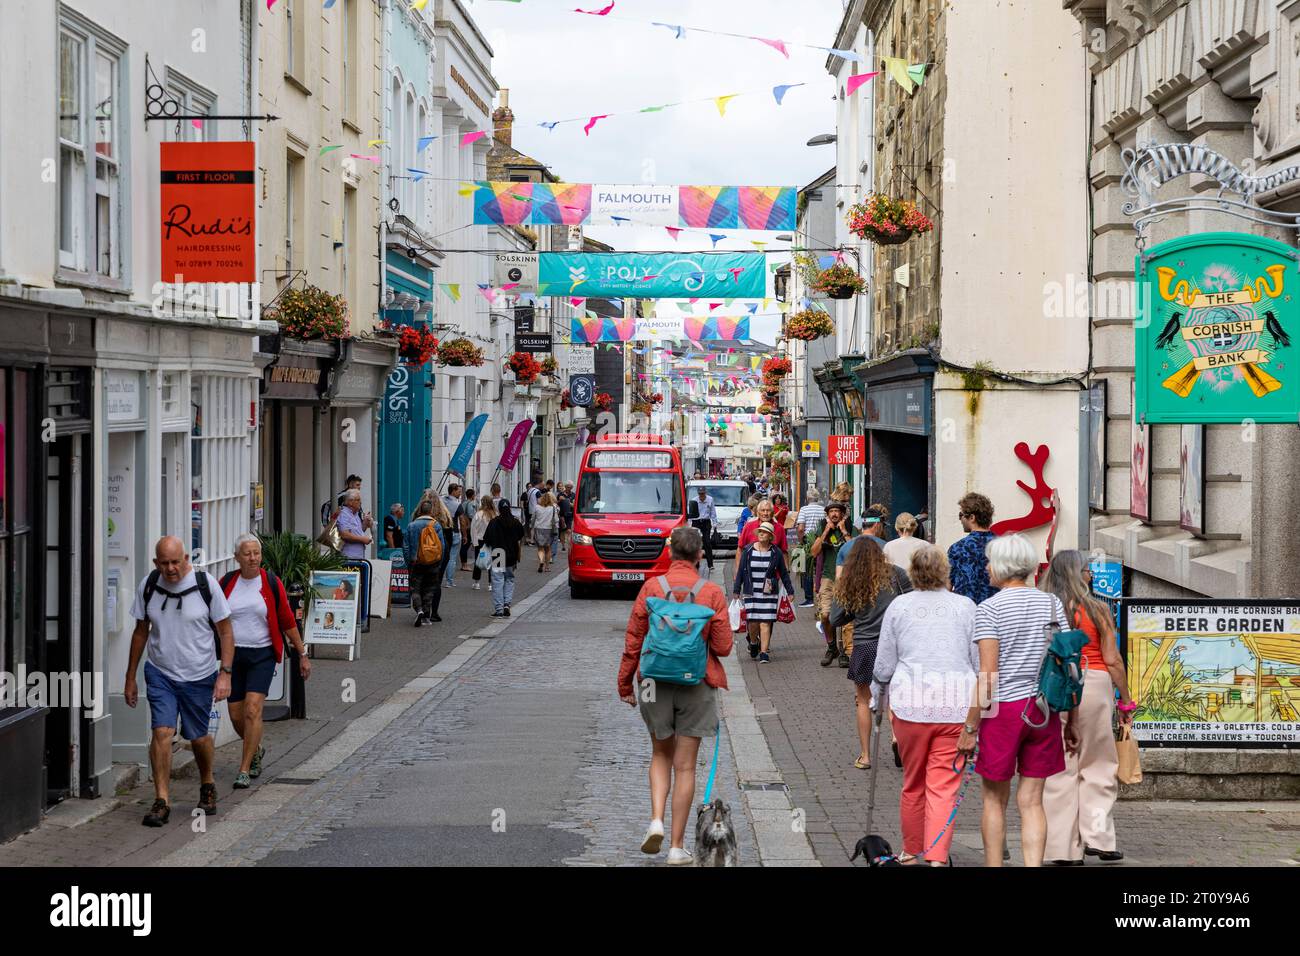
[336,488,371,559]
[618,524,733,865]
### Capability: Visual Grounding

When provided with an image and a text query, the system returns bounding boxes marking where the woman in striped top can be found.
[733,522,794,664]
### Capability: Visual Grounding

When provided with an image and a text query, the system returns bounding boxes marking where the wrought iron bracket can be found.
[144,56,278,128]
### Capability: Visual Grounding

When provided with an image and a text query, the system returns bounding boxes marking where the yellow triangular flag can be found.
[751,240,766,251]
[411,0,430,10]
[457,181,477,196]
[715,94,739,117]
[882,56,915,94]
[366,138,386,148]
[761,298,771,311]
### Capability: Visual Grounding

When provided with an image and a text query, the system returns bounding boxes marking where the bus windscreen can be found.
[578,471,682,516]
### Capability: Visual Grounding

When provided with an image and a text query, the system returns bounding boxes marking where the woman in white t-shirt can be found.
[882,512,927,573]
[532,493,559,573]
[219,533,311,791]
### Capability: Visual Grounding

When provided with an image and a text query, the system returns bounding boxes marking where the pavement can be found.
[3,554,1299,867]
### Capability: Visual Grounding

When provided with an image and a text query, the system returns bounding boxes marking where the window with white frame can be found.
[164,70,215,142]
[58,11,126,283]
[285,150,304,273]
[404,90,416,212]
[341,0,356,123]
[190,374,252,578]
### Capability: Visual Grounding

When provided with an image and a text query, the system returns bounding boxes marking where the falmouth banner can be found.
[540,252,766,299]
[570,314,752,343]
[472,182,796,231]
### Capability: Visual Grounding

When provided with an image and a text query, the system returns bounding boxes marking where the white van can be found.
[686,479,751,556]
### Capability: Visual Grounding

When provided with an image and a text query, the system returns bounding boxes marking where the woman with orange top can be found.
[1038,550,1135,865]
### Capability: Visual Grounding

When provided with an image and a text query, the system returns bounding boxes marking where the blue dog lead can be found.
[701,722,721,804]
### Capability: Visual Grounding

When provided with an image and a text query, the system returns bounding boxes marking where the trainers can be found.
[446,581,456,588]
[666,847,694,866]
[142,799,170,827]
[798,600,814,608]
[503,608,511,617]
[838,651,851,668]
[815,620,825,638]
[430,614,443,623]
[748,640,759,660]
[233,771,252,790]
[473,583,481,590]
[413,613,426,628]
[249,746,265,778]
[759,652,771,664]
[820,644,838,667]
[641,819,665,854]
[491,610,505,617]
[197,783,218,816]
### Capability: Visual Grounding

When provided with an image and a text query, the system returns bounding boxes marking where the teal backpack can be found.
[640,576,716,686]
[1021,623,1091,728]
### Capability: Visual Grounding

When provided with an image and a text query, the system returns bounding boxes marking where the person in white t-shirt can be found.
[882,512,928,573]
[123,536,234,827]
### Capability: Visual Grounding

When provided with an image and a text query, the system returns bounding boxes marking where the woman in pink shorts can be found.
[956,533,1067,867]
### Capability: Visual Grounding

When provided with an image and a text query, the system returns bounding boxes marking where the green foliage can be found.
[256,531,346,614]
[1136,658,1205,722]
[265,284,349,340]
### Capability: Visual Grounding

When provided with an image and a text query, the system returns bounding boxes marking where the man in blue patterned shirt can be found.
[947,492,999,605]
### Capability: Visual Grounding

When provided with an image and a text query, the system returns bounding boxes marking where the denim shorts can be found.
[144,661,217,741]
[230,645,277,702]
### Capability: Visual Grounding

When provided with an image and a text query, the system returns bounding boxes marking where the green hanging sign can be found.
[1136,231,1300,424]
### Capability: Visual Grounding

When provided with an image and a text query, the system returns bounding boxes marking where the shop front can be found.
[258,339,335,539]
[855,350,937,534]
[329,338,398,542]
[378,251,435,521]
[817,356,867,518]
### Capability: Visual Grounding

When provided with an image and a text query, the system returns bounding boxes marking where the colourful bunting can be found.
[754,37,789,58]
[319,144,344,156]
[575,1,614,14]
[653,22,685,39]
[714,94,739,117]
[192,119,203,131]
[439,284,461,302]
[583,114,610,136]
[825,47,862,62]
[709,233,726,248]
[665,226,683,240]
[407,168,428,181]
[846,72,879,96]
[349,154,381,162]
[907,63,929,87]
[538,121,560,131]
[883,57,915,94]
[417,135,438,151]
[411,0,429,9]
[456,182,477,197]
[366,138,386,148]
[460,130,487,147]
[324,0,337,8]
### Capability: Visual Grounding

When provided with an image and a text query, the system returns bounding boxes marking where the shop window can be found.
[190,375,251,577]
[57,12,125,285]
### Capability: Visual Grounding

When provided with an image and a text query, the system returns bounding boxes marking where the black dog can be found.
[850,834,902,867]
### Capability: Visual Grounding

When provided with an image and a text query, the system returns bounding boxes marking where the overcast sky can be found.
[470,0,845,255]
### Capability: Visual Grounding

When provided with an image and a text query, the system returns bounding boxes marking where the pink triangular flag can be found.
[583,114,610,136]
[575,1,614,13]
[460,130,487,147]
[755,37,789,58]
[665,226,683,240]
[846,72,880,96]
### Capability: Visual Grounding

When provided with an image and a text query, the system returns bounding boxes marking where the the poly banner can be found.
[472,182,796,231]
[1121,599,1300,744]
[569,314,752,343]
[1135,231,1300,423]
[541,252,765,298]
[447,413,489,478]
[498,419,534,472]
[160,141,256,283]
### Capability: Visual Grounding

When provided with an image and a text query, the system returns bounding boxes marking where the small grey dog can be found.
[694,798,738,867]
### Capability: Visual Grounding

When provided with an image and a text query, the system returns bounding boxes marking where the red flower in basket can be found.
[594,392,613,411]
[560,388,573,410]
[396,326,439,366]
[506,351,543,384]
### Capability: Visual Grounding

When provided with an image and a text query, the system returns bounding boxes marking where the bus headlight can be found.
[572,533,594,546]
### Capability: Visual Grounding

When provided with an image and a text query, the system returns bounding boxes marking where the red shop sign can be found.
[160,141,256,284]
[827,434,865,466]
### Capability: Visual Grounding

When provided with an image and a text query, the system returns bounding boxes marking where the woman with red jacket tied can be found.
[619,526,733,866]
[220,533,311,790]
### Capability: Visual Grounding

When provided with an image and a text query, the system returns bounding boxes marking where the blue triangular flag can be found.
[538,121,560,130]
[417,135,437,151]
[772,83,805,105]
[745,303,758,314]
[825,47,863,62]
[653,21,685,39]
[407,168,428,181]
[709,233,726,248]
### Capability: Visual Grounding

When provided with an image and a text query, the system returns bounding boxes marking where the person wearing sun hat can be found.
[733,520,794,664]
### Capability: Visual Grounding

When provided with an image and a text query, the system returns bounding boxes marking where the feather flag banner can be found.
[471,182,795,231]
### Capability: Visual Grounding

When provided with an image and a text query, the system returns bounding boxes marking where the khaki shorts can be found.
[639,680,718,740]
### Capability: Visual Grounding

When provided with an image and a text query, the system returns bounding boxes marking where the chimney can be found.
[492,89,514,148]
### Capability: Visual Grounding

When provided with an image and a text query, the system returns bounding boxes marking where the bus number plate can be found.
[612,572,645,582]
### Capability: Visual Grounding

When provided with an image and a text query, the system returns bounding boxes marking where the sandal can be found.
[897,852,923,865]
[854,756,871,770]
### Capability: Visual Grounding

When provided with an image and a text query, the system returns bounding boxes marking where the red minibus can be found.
[567,434,687,598]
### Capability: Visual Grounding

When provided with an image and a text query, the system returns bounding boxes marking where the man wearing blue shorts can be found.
[123,536,234,827]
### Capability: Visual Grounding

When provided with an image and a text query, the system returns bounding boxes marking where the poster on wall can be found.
[303,570,362,646]
[1134,231,1299,424]
[1121,600,1300,744]
[159,141,256,283]
[1179,423,1205,536]
[1088,381,1107,511]
[1130,378,1150,522]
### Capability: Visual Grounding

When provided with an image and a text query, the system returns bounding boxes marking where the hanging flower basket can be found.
[761,357,792,379]
[786,309,836,341]
[265,284,350,340]
[846,193,934,245]
[506,351,543,384]
[541,355,559,376]
[650,392,664,406]
[631,400,652,416]
[594,392,613,411]
[436,338,485,367]
[812,263,867,299]
[560,388,573,410]
[396,326,439,367]
[762,388,781,404]
[757,402,777,416]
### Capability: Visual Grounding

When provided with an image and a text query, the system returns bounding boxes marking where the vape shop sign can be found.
[160,141,256,283]
[827,435,866,466]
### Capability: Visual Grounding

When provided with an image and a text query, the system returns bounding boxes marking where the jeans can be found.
[444,533,462,585]
[490,566,516,611]
[410,564,440,618]
[692,519,713,567]
[550,534,559,561]
[802,569,815,603]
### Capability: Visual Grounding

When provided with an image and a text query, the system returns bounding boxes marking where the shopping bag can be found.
[728,598,743,632]
[1116,723,1142,785]
[475,545,493,571]
[776,593,796,624]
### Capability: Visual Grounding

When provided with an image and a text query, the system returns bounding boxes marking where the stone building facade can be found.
[1067,0,1300,599]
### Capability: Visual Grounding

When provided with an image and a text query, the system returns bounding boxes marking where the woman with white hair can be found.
[956,533,1067,867]
[882,512,926,572]
[219,533,310,790]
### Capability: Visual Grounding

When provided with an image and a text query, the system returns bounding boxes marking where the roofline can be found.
[826,0,868,74]
[802,167,836,193]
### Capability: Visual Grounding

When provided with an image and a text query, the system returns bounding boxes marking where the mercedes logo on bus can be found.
[622,539,637,554]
